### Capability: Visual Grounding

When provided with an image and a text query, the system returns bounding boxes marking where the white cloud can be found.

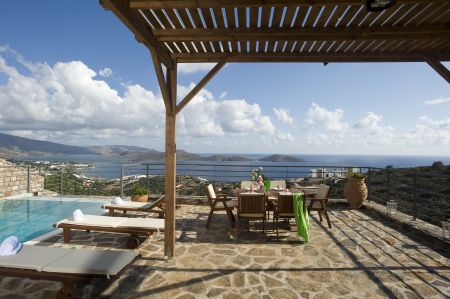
[423,97,450,106]
[273,108,294,126]
[352,112,395,145]
[402,116,450,146]
[0,47,277,147]
[305,103,348,132]
[177,83,275,137]
[275,131,294,142]
[99,67,113,77]
[0,51,163,143]
[219,91,227,99]
[178,63,215,74]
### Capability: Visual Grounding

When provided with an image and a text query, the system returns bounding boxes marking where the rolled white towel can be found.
[0,236,22,256]
[72,209,84,221]
[111,196,124,205]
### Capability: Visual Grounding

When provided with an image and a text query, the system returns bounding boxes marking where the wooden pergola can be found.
[100,0,450,257]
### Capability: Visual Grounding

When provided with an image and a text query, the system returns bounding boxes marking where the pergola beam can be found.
[425,56,450,84]
[154,25,450,42]
[101,0,173,69]
[173,52,450,63]
[150,51,172,113]
[176,61,226,114]
[130,0,434,9]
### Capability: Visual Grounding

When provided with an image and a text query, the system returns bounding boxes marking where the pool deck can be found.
[0,203,449,298]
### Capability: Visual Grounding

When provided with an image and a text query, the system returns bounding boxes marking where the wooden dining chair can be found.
[274,193,295,240]
[306,184,332,228]
[205,184,236,228]
[237,193,266,241]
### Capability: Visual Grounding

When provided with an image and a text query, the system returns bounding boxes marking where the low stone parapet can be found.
[0,159,44,198]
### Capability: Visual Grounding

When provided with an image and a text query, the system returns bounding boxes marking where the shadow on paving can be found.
[357,207,450,259]
[176,213,306,245]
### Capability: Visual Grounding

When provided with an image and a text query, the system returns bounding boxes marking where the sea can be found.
[16,154,450,181]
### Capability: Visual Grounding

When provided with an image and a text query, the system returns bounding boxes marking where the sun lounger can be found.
[54,215,164,248]
[0,245,139,298]
[102,195,165,218]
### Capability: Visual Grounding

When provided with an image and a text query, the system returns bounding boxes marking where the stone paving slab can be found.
[0,205,449,298]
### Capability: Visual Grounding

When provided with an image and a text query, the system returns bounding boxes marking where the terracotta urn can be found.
[344,177,368,209]
[131,195,149,202]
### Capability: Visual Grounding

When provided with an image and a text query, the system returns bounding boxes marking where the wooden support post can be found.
[164,63,177,258]
[150,47,177,257]
[424,56,450,84]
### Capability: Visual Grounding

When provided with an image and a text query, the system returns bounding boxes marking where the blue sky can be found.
[0,1,449,155]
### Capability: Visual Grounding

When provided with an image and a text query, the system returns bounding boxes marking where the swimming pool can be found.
[0,197,107,242]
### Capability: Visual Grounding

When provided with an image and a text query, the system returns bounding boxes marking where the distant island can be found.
[0,132,303,162]
[259,154,305,162]
[203,155,252,162]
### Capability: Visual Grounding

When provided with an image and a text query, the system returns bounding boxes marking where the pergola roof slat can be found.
[260,6,271,27]
[164,8,183,28]
[327,5,348,27]
[175,8,192,28]
[283,5,300,27]
[417,2,450,25]
[152,9,173,29]
[404,2,436,25]
[189,8,205,29]
[336,5,361,27]
[350,7,371,26]
[315,5,335,27]
[304,5,323,27]
[225,7,237,28]
[430,8,450,24]
[271,6,285,27]
[238,6,246,28]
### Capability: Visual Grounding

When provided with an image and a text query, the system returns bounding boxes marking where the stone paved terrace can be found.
[0,204,449,298]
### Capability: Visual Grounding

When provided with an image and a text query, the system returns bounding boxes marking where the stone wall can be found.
[0,159,44,197]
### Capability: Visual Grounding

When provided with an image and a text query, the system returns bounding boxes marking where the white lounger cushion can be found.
[56,215,164,231]
[0,245,138,276]
[43,248,139,275]
[57,215,126,228]
[0,245,72,271]
[103,201,153,209]
[118,218,164,230]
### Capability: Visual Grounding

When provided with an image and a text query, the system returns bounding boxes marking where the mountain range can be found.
[0,132,304,162]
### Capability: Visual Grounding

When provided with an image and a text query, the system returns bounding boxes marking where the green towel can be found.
[293,193,310,242]
[263,180,271,192]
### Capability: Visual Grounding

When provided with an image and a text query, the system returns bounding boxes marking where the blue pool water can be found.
[0,197,106,242]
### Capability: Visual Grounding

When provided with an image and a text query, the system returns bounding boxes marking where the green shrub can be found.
[131,182,148,196]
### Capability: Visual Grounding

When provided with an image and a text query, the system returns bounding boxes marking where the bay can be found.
[17,154,450,181]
